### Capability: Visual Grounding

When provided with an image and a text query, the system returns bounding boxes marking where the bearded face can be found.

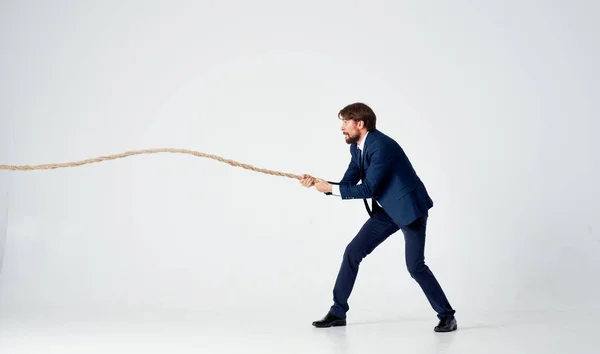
[341,119,362,144]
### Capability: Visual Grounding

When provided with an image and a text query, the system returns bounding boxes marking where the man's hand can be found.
[313,178,332,193]
[299,174,316,187]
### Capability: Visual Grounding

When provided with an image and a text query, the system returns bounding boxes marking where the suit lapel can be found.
[355,130,376,179]
[361,131,375,216]
[360,131,372,174]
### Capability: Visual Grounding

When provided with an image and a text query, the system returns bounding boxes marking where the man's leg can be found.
[400,215,456,324]
[328,206,399,319]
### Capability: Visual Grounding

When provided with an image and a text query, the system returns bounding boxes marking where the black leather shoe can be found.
[434,315,457,332]
[312,312,346,328]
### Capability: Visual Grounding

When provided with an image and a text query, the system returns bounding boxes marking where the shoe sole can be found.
[312,320,347,328]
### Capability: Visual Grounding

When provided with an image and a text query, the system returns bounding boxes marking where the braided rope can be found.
[0,148,302,180]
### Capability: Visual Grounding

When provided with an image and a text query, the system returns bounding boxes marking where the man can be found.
[300,102,457,332]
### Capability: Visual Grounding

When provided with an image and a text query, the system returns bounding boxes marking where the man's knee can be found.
[343,242,368,265]
[407,261,429,278]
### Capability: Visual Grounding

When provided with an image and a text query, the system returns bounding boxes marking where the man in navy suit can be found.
[300,102,457,332]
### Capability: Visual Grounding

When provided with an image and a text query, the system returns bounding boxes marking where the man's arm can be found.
[325,155,361,196]
[338,145,394,199]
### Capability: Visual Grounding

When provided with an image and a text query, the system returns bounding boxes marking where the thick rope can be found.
[0,148,302,180]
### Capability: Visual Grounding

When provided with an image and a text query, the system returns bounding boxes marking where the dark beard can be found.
[344,133,360,144]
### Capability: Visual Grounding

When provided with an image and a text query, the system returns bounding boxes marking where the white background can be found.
[1,0,599,352]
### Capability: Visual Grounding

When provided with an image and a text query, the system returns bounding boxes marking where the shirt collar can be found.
[357,131,368,151]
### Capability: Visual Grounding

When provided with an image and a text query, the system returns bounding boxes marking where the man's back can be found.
[357,129,434,226]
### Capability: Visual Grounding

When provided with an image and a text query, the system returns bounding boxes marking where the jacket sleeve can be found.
[324,148,361,195]
[339,144,394,199]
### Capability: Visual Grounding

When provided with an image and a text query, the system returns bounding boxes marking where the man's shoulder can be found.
[369,129,393,140]
[368,130,399,149]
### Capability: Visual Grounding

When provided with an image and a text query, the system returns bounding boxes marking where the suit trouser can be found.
[329,203,455,319]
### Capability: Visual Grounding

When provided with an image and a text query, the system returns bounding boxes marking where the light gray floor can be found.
[0,308,595,353]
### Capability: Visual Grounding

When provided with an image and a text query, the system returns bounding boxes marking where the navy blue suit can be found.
[326,129,455,319]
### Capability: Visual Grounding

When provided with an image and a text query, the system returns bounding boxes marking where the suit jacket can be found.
[327,129,433,226]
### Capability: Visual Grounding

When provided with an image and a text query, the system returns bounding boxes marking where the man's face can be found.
[340,118,362,144]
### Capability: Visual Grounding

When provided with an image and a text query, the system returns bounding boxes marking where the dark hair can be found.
[338,102,377,131]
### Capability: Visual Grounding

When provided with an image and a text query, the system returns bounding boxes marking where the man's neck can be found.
[357,131,368,147]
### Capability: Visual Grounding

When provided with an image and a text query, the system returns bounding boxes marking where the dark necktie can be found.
[359,147,372,217]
